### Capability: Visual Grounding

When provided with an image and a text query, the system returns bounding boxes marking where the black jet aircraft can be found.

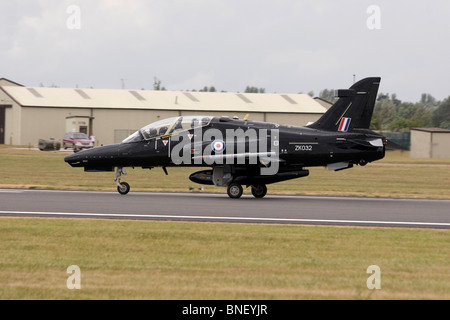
[65,77,386,198]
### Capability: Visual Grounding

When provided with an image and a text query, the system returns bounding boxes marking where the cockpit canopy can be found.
[122,116,212,143]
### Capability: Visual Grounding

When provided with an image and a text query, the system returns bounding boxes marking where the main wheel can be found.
[251,184,267,198]
[227,183,243,199]
[117,182,130,195]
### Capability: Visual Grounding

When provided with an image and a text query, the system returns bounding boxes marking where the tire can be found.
[117,182,130,195]
[251,184,267,198]
[227,183,243,199]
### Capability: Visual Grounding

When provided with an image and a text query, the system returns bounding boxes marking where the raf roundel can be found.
[212,140,225,153]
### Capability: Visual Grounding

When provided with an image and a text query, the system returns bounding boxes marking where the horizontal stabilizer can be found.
[327,162,353,171]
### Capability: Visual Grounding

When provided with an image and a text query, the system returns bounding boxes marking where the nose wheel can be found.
[117,182,130,195]
[114,167,130,195]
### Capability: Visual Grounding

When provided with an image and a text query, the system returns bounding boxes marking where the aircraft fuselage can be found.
[65,116,385,172]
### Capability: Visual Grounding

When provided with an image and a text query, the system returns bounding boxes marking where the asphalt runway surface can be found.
[0,189,449,229]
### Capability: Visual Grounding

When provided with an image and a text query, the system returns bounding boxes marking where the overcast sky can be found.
[1,0,449,102]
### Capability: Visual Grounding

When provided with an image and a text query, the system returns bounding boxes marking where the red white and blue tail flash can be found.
[338,117,351,132]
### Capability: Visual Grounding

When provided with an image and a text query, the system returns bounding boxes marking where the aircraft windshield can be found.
[122,116,212,143]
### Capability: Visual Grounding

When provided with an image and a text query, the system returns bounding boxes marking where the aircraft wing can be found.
[191,152,283,166]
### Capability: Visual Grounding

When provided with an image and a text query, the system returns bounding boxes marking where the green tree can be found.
[432,97,450,129]
[318,89,337,103]
[420,93,438,107]
[153,78,166,91]
[371,99,396,131]
[244,86,265,93]
[370,93,434,131]
[391,93,401,106]
[199,86,217,92]
[377,92,390,101]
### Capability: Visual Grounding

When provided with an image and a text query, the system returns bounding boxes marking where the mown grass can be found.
[0,146,449,199]
[0,218,449,300]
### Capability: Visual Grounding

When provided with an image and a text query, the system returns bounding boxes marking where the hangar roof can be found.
[412,128,450,133]
[0,85,327,114]
[0,78,24,87]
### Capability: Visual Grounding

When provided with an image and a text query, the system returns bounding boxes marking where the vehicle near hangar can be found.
[38,138,61,151]
[65,77,386,199]
[63,132,94,151]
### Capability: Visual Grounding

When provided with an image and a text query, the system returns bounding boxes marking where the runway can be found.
[0,189,449,229]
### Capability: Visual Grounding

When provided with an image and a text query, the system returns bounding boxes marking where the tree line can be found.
[370,93,450,131]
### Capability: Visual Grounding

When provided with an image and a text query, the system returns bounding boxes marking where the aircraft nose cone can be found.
[64,148,90,166]
[64,144,120,167]
[64,151,80,163]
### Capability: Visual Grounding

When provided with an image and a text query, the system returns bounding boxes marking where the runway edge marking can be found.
[1,211,449,228]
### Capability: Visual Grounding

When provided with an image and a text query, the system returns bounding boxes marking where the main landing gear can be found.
[115,167,130,195]
[227,183,243,199]
[112,166,267,199]
[226,183,267,199]
[251,184,267,198]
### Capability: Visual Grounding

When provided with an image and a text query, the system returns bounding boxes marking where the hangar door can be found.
[0,106,5,144]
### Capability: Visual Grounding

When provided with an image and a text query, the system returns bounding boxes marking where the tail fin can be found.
[308,77,380,132]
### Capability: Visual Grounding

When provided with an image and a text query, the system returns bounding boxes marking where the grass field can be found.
[1,218,449,300]
[0,145,449,299]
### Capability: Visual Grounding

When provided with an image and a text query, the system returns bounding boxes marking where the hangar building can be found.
[0,78,327,146]
[410,128,450,158]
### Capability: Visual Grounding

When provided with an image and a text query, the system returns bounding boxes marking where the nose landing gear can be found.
[115,167,130,195]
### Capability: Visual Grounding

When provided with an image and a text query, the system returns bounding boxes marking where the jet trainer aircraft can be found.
[65,77,386,198]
